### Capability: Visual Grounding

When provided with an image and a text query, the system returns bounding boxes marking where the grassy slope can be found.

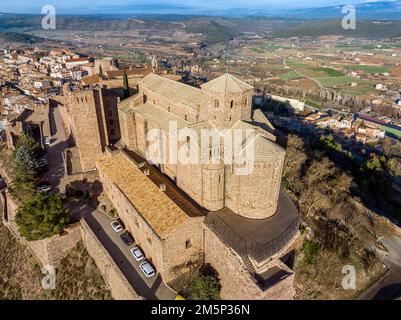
[0,220,112,300]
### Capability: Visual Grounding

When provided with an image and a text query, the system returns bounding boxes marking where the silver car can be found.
[111,220,123,233]
[130,246,144,262]
[139,261,156,278]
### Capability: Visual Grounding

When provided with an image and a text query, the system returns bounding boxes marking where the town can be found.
[1,3,401,303]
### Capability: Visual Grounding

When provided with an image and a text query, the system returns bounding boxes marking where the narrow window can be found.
[185,240,192,249]
[230,100,234,109]
[245,98,248,106]
[214,99,219,108]
[185,114,188,121]
[143,95,147,103]
[229,116,231,122]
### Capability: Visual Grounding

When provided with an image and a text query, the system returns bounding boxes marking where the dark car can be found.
[120,232,134,246]
[36,181,51,193]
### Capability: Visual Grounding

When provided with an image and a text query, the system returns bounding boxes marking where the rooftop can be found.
[204,190,299,263]
[201,73,253,94]
[96,150,191,239]
[139,73,202,108]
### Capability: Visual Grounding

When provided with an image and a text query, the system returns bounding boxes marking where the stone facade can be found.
[204,226,296,300]
[119,73,286,220]
[61,85,123,171]
[96,149,204,283]
[81,219,142,300]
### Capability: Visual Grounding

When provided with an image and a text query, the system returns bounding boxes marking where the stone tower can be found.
[200,73,254,129]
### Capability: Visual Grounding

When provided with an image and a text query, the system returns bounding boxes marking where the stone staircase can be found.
[241,254,256,274]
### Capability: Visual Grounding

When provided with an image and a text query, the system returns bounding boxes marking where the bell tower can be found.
[200,73,253,129]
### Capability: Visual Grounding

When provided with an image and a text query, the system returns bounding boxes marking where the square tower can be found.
[200,73,253,129]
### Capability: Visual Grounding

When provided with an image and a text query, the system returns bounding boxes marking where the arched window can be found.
[184,114,188,121]
[214,99,219,108]
[143,95,147,103]
[230,100,234,109]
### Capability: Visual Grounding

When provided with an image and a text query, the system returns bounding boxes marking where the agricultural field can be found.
[315,76,367,87]
[279,70,303,80]
[353,65,389,73]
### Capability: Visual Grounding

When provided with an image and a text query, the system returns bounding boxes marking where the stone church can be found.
[97,73,301,299]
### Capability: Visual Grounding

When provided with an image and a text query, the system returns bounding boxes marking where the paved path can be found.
[42,106,69,192]
[85,210,176,300]
[358,236,401,300]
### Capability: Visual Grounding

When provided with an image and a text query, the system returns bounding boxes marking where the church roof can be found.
[139,73,202,108]
[96,151,190,239]
[200,73,253,93]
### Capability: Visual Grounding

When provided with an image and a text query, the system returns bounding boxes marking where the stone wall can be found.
[27,223,82,267]
[1,191,82,266]
[204,226,296,300]
[80,219,142,300]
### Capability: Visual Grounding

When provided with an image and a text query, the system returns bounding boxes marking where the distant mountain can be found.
[273,1,401,20]
[273,19,401,38]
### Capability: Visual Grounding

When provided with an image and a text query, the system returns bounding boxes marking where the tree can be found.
[14,145,42,171]
[189,274,221,300]
[14,132,41,157]
[123,68,130,99]
[15,193,69,241]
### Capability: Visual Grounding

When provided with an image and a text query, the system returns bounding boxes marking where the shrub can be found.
[188,265,221,300]
[303,240,320,264]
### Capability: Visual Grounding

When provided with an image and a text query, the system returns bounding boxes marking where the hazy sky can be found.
[0,0,393,14]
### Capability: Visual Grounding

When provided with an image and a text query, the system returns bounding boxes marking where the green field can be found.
[311,67,343,77]
[315,76,367,87]
[353,65,389,73]
[251,47,265,53]
[286,59,307,67]
[279,70,303,80]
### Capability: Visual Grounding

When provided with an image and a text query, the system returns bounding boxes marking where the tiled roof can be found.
[96,151,189,239]
[135,103,189,132]
[139,73,202,108]
[81,74,102,85]
[200,73,253,93]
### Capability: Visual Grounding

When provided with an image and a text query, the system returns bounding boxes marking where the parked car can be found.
[36,181,51,192]
[139,261,156,278]
[130,246,144,262]
[111,220,123,233]
[45,137,51,145]
[120,232,134,246]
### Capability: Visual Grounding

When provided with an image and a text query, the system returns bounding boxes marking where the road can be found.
[358,236,401,300]
[42,105,69,192]
[85,210,176,300]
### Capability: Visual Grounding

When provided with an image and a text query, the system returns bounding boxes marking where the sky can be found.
[0,0,395,14]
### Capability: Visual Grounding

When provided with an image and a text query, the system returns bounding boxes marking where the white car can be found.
[45,137,51,145]
[130,246,144,262]
[111,220,123,232]
[139,261,156,278]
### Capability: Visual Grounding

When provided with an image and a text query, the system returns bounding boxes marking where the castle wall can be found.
[204,226,295,300]
[64,89,105,172]
[81,219,142,300]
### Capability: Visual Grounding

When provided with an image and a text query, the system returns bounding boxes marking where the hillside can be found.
[273,19,401,39]
[0,220,112,300]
